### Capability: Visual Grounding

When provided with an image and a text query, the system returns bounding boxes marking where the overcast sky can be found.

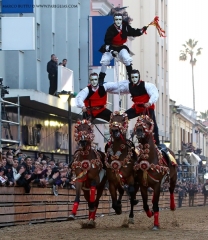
[169,0,207,113]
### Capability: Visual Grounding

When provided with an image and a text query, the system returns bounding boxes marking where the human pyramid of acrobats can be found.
[71,12,176,230]
[75,13,166,147]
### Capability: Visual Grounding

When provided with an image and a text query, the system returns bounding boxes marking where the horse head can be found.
[134,115,154,141]
[74,119,95,148]
[109,111,129,140]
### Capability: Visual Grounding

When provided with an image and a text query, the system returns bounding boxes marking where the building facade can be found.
[0,0,170,155]
[169,100,208,183]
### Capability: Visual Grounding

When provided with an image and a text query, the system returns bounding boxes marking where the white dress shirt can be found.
[75,82,121,108]
[111,80,159,105]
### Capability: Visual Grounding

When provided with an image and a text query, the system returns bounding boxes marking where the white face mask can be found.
[90,76,98,87]
[114,16,122,27]
[131,73,140,84]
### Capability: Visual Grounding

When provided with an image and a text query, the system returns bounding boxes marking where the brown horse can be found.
[134,115,177,230]
[105,111,137,223]
[68,119,106,227]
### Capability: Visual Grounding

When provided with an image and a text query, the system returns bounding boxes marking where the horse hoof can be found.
[87,219,96,228]
[68,214,75,220]
[116,210,122,215]
[133,200,139,206]
[128,218,134,224]
[170,205,176,211]
[152,226,159,231]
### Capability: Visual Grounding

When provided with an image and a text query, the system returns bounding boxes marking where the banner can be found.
[2,0,34,13]
[91,16,114,67]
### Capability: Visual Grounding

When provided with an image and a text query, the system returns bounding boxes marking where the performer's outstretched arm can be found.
[126,23,147,37]
[144,82,159,105]
[75,87,89,108]
[104,80,130,94]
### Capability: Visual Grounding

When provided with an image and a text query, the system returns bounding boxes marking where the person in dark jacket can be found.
[202,179,208,206]
[99,12,147,85]
[5,154,14,186]
[187,184,198,207]
[47,54,58,95]
[178,187,185,208]
[16,156,34,193]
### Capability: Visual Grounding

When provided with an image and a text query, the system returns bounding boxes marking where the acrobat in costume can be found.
[99,13,147,83]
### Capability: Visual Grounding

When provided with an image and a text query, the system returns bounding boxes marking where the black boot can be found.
[99,72,106,86]
[126,65,132,82]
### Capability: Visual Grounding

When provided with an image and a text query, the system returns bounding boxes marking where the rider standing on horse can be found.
[75,72,119,122]
[115,69,160,147]
[99,12,147,84]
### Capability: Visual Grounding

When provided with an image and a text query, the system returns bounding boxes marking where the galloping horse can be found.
[105,111,137,222]
[134,115,177,230]
[69,119,106,227]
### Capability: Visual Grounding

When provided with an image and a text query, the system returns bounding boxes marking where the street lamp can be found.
[163,140,170,148]
[57,90,74,165]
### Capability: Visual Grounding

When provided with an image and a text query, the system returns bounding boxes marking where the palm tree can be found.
[198,110,208,121]
[179,39,202,110]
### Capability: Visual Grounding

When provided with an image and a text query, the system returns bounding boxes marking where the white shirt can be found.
[12,167,21,181]
[75,82,121,108]
[111,80,159,105]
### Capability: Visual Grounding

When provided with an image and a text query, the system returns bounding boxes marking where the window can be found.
[0,17,1,44]
[161,0,164,21]
[37,23,40,60]
[52,33,55,53]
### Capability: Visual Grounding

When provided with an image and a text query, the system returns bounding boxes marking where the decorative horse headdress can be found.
[74,119,95,142]
[134,115,154,135]
[109,111,129,135]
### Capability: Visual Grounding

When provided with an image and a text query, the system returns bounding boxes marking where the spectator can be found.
[45,165,52,182]
[45,156,51,164]
[37,152,44,161]
[0,156,7,186]
[5,154,14,186]
[12,159,21,184]
[178,187,185,208]
[16,156,34,193]
[177,166,183,181]
[49,160,56,169]
[47,54,58,95]
[62,59,67,67]
[41,160,47,169]
[65,166,75,189]
[187,183,198,207]
[58,162,64,170]
[31,164,47,187]
[202,179,208,206]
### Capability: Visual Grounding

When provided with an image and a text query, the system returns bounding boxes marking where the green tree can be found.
[198,110,208,121]
[179,39,202,110]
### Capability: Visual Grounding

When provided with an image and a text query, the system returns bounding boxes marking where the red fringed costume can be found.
[145,16,166,37]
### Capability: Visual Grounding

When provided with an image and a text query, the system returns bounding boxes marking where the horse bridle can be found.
[74,119,95,142]
[109,111,129,136]
[134,115,154,139]
[72,119,103,182]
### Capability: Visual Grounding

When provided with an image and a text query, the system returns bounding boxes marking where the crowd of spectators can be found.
[1,147,208,207]
[182,141,202,155]
[0,148,75,196]
[160,179,208,208]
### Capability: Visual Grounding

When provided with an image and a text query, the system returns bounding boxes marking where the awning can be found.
[4,89,107,124]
